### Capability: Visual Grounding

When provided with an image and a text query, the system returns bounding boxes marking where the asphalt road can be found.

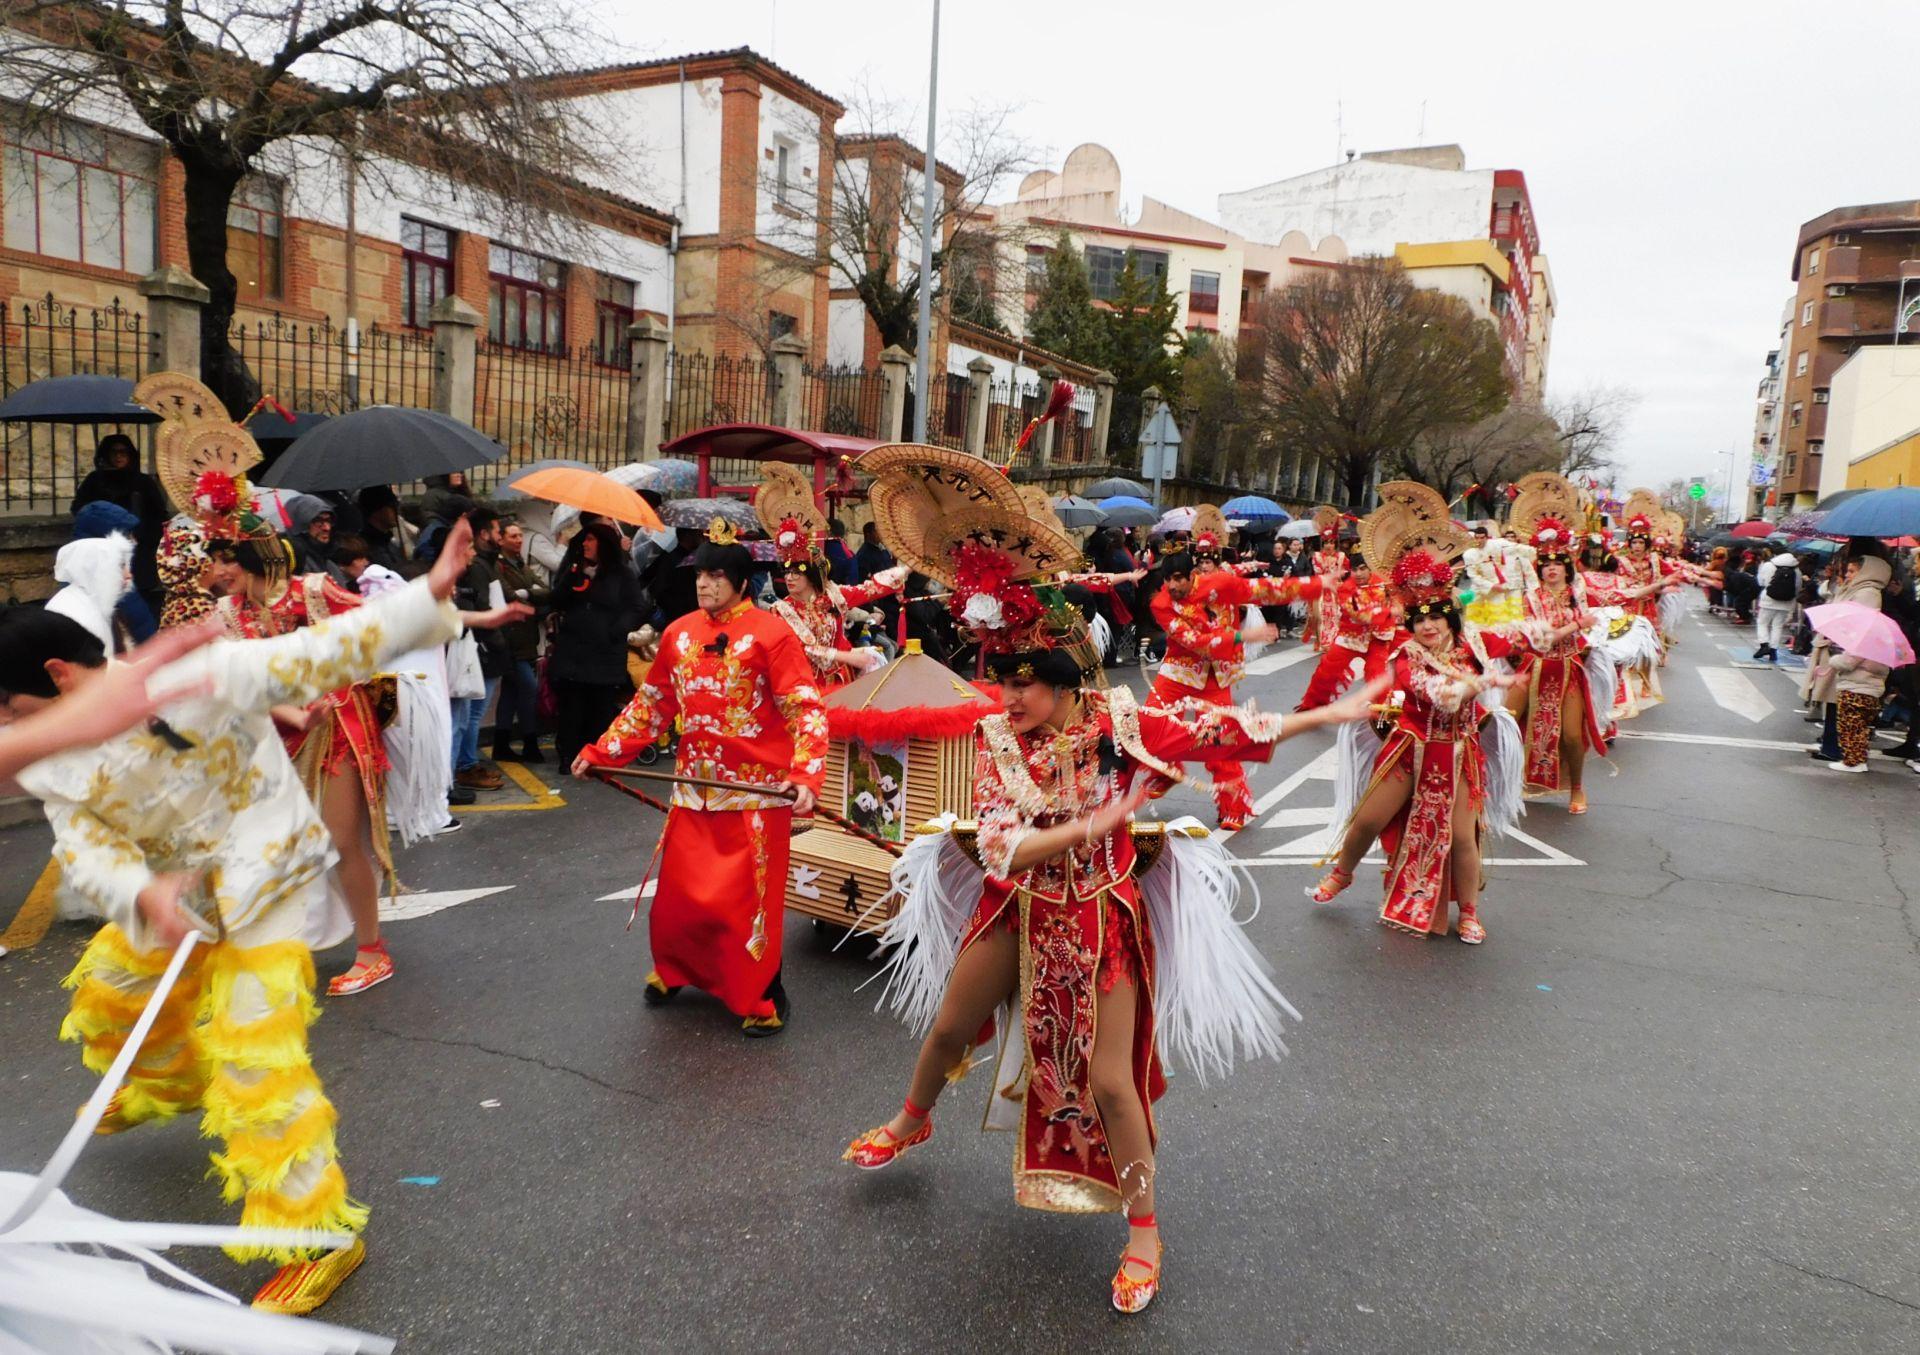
[3,602,1919,1354]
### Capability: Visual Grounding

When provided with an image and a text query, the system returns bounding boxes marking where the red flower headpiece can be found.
[1392,548,1458,616]
[1626,513,1655,540]
[1192,530,1221,558]
[949,539,1044,652]
[1529,515,1574,559]
[772,516,814,568]
[191,469,266,543]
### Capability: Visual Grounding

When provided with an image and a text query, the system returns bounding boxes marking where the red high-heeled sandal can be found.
[843,1098,934,1170]
[1112,1212,1163,1314]
[1307,865,1353,904]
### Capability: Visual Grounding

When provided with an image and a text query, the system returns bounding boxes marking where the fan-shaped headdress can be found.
[1312,505,1341,541]
[854,442,1086,669]
[755,461,825,569]
[1188,503,1230,560]
[1355,481,1471,618]
[1508,472,1584,564]
[1621,489,1664,545]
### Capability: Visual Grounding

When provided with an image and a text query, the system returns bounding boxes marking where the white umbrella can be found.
[1277,519,1320,540]
[1151,505,1197,538]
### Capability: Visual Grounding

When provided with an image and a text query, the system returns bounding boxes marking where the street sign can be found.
[1687,482,1707,501]
[1139,405,1182,496]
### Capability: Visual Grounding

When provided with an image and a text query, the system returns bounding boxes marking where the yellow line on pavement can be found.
[0,859,60,951]
[458,760,566,813]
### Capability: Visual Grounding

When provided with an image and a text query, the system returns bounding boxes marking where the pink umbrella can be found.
[1805,601,1916,668]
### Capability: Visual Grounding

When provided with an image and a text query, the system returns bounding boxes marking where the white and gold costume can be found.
[21,577,460,1261]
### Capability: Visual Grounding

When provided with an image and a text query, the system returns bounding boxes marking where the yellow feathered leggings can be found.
[59,920,367,1262]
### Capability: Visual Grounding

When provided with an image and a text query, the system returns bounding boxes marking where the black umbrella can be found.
[0,374,160,424]
[256,404,505,491]
[1084,476,1150,499]
[245,408,331,451]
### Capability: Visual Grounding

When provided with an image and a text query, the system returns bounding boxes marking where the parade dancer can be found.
[838,449,1380,1313]
[1145,547,1320,830]
[1295,547,1399,711]
[1504,518,1609,813]
[1,511,480,1315]
[1589,509,1678,720]
[1309,486,1526,944]
[1306,506,1346,650]
[758,463,903,689]
[572,519,828,1036]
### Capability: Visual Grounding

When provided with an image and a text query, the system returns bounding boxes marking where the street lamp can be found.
[910,0,941,444]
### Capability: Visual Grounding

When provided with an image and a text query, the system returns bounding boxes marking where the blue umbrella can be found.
[0,373,160,424]
[1097,494,1157,528]
[1816,486,1920,539]
[1223,494,1289,524]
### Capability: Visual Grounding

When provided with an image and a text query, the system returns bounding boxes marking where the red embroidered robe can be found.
[770,577,898,690]
[1506,585,1607,793]
[581,598,828,1018]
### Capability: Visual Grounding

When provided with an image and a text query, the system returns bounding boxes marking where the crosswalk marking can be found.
[1245,645,1319,677]
[1613,729,1809,752]
[1698,667,1775,724]
[379,886,514,923]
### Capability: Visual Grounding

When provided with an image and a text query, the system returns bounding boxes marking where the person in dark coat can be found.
[643,527,704,625]
[548,521,646,768]
[71,432,166,612]
[493,518,552,763]
[855,521,894,580]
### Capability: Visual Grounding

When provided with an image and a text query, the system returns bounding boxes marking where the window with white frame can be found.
[1188,270,1220,315]
[3,114,157,272]
[1790,402,1803,427]
[1807,248,1820,275]
[1802,301,1814,326]
[773,138,795,206]
[1795,350,1808,376]
[595,273,635,366]
[1085,245,1168,301]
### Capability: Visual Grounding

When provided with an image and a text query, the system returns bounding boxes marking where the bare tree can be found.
[1547,382,1639,485]
[1392,401,1562,502]
[3,0,618,412]
[1248,259,1510,507]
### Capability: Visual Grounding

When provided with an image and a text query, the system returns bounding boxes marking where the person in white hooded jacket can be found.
[1753,550,1801,663]
[44,531,135,654]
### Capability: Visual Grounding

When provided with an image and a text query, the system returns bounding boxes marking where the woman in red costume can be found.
[840,452,1380,1314]
[766,515,904,690]
[1502,517,1609,814]
[1308,540,1525,944]
[206,503,527,996]
[1306,508,1347,650]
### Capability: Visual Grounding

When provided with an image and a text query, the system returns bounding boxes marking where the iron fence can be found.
[470,339,630,494]
[983,375,1043,468]
[0,294,146,512]
[904,371,971,451]
[230,315,436,416]
[799,362,885,438]
[665,350,781,488]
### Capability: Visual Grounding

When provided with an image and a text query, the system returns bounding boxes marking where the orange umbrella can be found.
[509,466,664,530]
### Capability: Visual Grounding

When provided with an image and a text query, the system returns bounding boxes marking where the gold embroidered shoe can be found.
[251,1236,366,1315]
[1111,1230,1163,1314]
[843,1118,933,1169]
[1457,905,1487,945]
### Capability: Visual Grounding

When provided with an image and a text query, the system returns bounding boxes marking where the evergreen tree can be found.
[1025,232,1106,363]
[1099,253,1185,450]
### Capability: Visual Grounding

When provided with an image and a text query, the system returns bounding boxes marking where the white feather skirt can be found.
[1328,716,1385,844]
[1140,820,1301,1083]
[866,821,986,1036]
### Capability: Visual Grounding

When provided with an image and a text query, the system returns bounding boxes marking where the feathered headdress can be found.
[1528,515,1575,562]
[771,516,812,567]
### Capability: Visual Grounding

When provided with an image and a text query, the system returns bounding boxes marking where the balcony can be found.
[1817,297,1899,339]
[1821,245,1920,287]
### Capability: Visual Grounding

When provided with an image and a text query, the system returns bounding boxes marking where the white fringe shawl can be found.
[1588,610,1662,671]
[1328,716,1384,845]
[1657,587,1685,636]
[382,669,452,848]
[865,814,1300,1087]
[1478,705,1527,841]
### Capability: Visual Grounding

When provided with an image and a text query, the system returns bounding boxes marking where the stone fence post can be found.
[138,266,207,377]
[1034,364,1060,466]
[627,316,671,458]
[1090,369,1116,462]
[879,345,911,442]
[964,356,993,455]
[428,295,481,425]
[770,334,808,429]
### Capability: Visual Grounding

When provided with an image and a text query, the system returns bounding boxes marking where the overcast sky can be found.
[604,0,1915,498]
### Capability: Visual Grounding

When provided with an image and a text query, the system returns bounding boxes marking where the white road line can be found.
[1614,729,1809,753]
[379,886,514,923]
[596,880,658,903]
[1245,645,1319,676]
[1698,667,1775,724]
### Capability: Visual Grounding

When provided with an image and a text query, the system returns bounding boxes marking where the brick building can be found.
[1773,201,1920,510]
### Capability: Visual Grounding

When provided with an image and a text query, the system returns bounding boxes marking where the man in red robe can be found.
[1296,551,1400,711]
[573,526,828,1036]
